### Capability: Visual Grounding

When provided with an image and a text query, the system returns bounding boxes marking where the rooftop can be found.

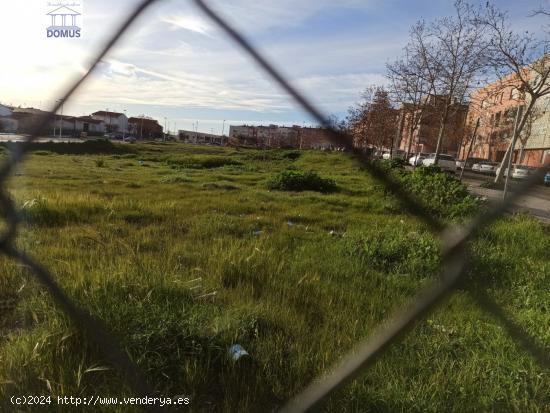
[92,111,126,117]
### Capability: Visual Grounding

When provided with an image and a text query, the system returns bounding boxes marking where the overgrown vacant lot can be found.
[0,141,548,412]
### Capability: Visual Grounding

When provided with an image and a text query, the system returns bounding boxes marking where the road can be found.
[460,170,550,222]
[0,134,84,143]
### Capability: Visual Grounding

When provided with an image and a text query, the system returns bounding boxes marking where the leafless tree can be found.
[476,3,550,184]
[347,86,397,154]
[408,0,488,164]
[387,45,435,159]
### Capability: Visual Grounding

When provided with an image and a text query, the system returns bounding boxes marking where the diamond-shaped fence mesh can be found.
[0,0,547,411]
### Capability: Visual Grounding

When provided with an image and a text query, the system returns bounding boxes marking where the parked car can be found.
[472,161,498,175]
[382,149,406,160]
[123,136,136,143]
[409,152,428,166]
[495,164,534,180]
[512,165,535,180]
[457,157,488,171]
[422,153,456,173]
[544,171,550,186]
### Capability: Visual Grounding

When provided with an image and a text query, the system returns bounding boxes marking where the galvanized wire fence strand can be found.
[0,0,547,411]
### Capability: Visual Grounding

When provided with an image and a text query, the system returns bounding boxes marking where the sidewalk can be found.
[467,184,550,223]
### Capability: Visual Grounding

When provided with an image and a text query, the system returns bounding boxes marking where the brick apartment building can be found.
[462,56,550,167]
[229,125,334,149]
[462,73,525,163]
[398,94,469,156]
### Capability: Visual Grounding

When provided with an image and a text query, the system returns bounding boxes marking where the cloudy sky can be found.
[0,0,547,134]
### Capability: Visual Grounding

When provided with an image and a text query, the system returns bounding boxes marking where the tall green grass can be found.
[0,143,547,412]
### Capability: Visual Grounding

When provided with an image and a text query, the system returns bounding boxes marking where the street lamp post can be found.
[57,99,64,138]
[123,109,127,140]
[222,119,226,136]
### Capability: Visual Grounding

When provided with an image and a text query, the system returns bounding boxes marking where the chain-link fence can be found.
[0,0,547,411]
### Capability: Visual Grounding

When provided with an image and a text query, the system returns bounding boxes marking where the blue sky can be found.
[0,0,547,134]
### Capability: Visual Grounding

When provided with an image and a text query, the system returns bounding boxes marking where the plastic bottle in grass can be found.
[228,344,256,378]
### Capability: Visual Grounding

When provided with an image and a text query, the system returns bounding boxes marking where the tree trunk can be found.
[518,141,526,164]
[391,112,405,158]
[433,101,450,165]
[406,124,415,160]
[459,118,480,181]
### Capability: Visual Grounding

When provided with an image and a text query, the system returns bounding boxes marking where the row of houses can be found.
[227,125,335,149]
[178,130,227,145]
[0,106,164,139]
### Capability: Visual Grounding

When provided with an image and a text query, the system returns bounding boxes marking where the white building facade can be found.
[91,111,128,134]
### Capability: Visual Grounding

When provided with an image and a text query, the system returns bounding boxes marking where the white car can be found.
[495,164,532,179]
[512,166,534,179]
[422,153,456,173]
[475,161,498,175]
[382,150,406,160]
[409,153,428,166]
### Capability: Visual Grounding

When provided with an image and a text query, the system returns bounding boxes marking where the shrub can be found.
[401,166,480,219]
[379,158,408,170]
[480,180,498,189]
[95,159,105,167]
[267,170,337,193]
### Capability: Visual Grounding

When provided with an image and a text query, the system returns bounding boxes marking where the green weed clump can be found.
[245,150,301,162]
[18,197,104,226]
[160,174,194,184]
[379,158,408,170]
[401,166,481,219]
[267,170,337,193]
[167,156,241,169]
[344,226,440,276]
[19,198,67,226]
[479,180,511,190]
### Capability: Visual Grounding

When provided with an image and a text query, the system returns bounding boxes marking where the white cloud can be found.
[206,0,369,33]
[162,15,213,36]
